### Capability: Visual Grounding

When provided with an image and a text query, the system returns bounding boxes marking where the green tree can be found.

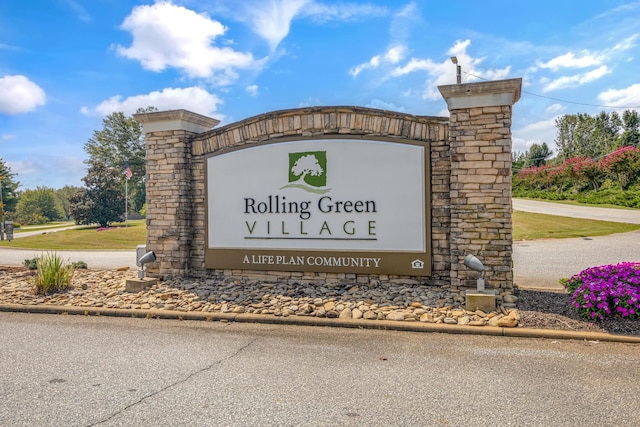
[512,152,526,174]
[0,158,20,213]
[620,110,640,148]
[84,108,153,213]
[555,114,578,161]
[555,110,639,161]
[525,142,553,167]
[55,185,83,220]
[593,111,622,154]
[69,162,125,227]
[15,187,64,225]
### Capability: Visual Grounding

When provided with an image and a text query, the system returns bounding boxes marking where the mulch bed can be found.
[516,287,639,337]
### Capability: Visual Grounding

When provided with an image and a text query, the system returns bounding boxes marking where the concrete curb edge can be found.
[1,303,639,343]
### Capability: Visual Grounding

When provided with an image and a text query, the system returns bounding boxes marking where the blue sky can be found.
[1,0,639,190]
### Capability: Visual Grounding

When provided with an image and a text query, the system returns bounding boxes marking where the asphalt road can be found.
[0,247,137,270]
[1,312,638,426]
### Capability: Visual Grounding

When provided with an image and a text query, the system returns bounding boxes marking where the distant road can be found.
[0,247,137,270]
[513,199,640,224]
[11,225,85,239]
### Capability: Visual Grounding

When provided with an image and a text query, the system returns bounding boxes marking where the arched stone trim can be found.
[192,106,449,156]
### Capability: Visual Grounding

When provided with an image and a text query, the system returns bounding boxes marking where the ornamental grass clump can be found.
[563,262,640,321]
[34,252,75,295]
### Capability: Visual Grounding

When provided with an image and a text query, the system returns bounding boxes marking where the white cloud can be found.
[0,75,46,115]
[246,84,259,96]
[349,45,407,77]
[350,55,381,77]
[348,2,416,78]
[389,2,419,42]
[63,0,92,23]
[302,2,388,23]
[1,134,16,142]
[115,2,260,84]
[81,87,223,118]
[598,83,640,108]
[545,103,565,114]
[532,37,636,93]
[390,57,436,77]
[612,34,638,52]
[10,156,86,190]
[542,65,611,92]
[350,44,408,77]
[245,0,308,51]
[387,39,510,100]
[365,98,406,112]
[384,45,407,64]
[513,117,558,153]
[537,51,603,71]
[239,0,387,51]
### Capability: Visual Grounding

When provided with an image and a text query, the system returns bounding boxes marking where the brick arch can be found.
[192,106,448,156]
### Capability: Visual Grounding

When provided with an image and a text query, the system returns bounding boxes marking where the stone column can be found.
[438,78,522,290]
[133,110,219,277]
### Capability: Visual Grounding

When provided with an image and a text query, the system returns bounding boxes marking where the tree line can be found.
[514,110,640,208]
[0,107,151,227]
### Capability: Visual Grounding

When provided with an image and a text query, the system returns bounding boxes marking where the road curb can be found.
[2,303,639,344]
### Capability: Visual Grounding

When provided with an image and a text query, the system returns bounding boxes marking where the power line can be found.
[521,90,640,110]
[465,72,640,110]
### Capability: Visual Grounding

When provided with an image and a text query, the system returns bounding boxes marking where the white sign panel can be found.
[207,139,425,252]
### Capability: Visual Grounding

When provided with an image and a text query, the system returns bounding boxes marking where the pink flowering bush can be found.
[563,262,640,321]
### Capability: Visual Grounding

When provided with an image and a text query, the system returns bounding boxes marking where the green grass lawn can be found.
[2,214,638,249]
[513,211,640,240]
[0,220,146,250]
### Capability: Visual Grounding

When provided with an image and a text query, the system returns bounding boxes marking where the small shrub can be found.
[564,262,640,321]
[34,252,75,295]
[72,260,88,269]
[23,257,39,270]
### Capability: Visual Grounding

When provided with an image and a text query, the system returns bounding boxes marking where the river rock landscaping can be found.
[0,266,638,336]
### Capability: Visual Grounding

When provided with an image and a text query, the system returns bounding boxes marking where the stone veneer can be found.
[134,78,522,292]
[439,79,522,290]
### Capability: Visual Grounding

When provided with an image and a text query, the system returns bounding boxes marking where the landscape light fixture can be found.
[463,254,485,291]
[450,56,461,84]
[137,251,156,279]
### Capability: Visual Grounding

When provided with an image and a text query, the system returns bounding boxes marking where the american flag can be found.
[125,162,133,180]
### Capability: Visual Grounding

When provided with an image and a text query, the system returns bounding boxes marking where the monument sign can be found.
[206,138,431,275]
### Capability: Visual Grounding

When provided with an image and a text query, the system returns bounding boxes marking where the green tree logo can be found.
[281,151,331,194]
